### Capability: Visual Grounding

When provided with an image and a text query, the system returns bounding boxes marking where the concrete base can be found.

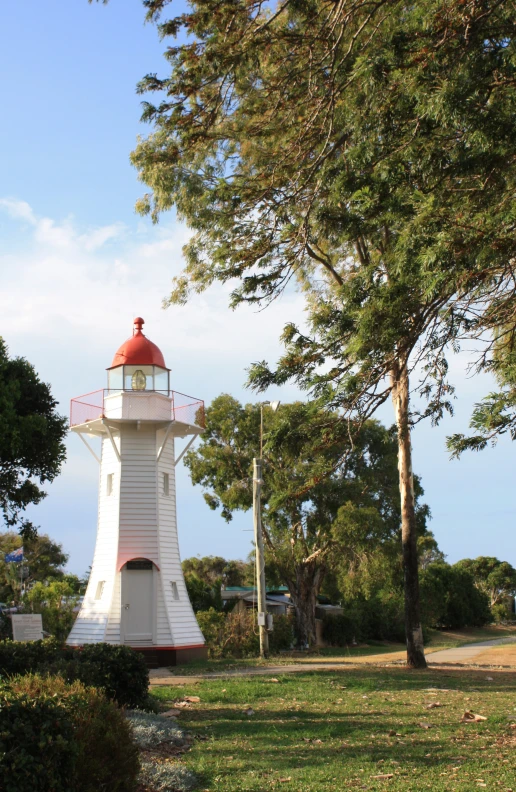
[134,645,208,669]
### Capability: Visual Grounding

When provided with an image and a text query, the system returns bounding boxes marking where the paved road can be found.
[427,635,516,665]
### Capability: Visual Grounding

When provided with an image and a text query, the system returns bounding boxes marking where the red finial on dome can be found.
[109,318,168,369]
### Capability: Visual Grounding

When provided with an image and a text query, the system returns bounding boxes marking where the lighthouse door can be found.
[121,560,155,645]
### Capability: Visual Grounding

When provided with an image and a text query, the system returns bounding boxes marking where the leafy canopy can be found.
[0,340,67,538]
[184,395,429,581]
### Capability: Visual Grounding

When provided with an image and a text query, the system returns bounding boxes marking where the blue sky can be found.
[1,1,514,576]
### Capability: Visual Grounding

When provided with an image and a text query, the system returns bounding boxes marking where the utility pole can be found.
[253,456,269,658]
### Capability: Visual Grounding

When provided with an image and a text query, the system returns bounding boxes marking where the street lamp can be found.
[254,400,280,658]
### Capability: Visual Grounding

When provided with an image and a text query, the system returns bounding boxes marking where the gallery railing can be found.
[70,389,205,430]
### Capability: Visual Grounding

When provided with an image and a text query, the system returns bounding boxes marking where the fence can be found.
[70,389,205,430]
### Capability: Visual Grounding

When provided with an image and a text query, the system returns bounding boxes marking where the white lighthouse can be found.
[67,317,206,665]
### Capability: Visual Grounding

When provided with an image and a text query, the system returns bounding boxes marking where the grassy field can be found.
[151,666,516,791]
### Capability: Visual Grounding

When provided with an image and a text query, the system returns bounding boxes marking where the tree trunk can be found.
[288,563,323,647]
[391,362,427,669]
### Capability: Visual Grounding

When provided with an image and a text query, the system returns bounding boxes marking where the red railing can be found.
[172,391,206,430]
[69,389,104,427]
[70,389,205,430]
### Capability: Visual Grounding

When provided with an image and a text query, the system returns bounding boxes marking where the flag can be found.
[4,547,24,563]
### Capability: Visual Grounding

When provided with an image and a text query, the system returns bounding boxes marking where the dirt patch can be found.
[471,644,516,666]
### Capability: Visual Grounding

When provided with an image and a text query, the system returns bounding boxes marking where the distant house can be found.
[222,586,345,647]
[221,586,293,616]
[221,586,343,619]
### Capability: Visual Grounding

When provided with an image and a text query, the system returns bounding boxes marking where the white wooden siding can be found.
[117,426,160,568]
[68,434,121,645]
[157,430,205,647]
[68,420,204,650]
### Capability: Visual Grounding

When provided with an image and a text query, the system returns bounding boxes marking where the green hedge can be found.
[0,674,139,792]
[0,639,149,708]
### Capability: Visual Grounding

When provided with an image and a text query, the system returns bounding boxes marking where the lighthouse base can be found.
[133,645,208,669]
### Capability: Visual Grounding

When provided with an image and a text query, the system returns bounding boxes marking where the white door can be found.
[121,561,154,644]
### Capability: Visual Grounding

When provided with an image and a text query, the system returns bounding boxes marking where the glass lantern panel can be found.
[154,367,169,394]
[108,366,124,391]
[123,365,154,391]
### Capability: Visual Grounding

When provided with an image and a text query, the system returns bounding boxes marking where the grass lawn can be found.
[151,667,516,792]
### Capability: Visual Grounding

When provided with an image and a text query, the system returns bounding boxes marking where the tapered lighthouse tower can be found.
[67,318,206,665]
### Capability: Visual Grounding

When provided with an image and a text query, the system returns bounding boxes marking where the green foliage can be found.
[197,608,293,658]
[0,532,69,604]
[182,555,253,587]
[268,614,295,653]
[491,599,514,624]
[0,340,67,538]
[183,555,253,612]
[419,563,492,630]
[454,557,516,609]
[184,572,222,612]
[0,640,149,708]
[62,643,150,708]
[322,594,406,647]
[196,609,227,657]
[24,579,79,640]
[0,674,139,792]
[186,395,429,647]
[133,0,516,668]
[321,613,357,647]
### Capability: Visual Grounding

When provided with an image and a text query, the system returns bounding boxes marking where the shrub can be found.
[24,580,79,640]
[127,710,187,749]
[139,761,197,792]
[269,613,295,652]
[0,612,12,641]
[197,608,260,657]
[322,612,358,646]
[196,608,226,656]
[0,640,149,708]
[0,637,65,676]
[71,643,149,708]
[198,608,294,657]
[0,677,75,792]
[0,674,140,792]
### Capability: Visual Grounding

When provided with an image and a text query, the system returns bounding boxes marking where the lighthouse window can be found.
[95,581,105,600]
[163,473,170,496]
[124,365,153,391]
[131,369,147,391]
[171,582,180,600]
[106,473,114,496]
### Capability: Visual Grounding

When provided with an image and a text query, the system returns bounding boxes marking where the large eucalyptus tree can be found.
[91,0,516,665]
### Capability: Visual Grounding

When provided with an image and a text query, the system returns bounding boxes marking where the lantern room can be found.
[107,317,170,394]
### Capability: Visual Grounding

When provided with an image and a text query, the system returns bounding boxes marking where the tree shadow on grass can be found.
[177,668,516,788]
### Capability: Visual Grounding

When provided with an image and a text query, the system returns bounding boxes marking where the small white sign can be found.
[12,614,44,642]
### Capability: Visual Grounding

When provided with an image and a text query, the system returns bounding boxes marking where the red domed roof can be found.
[109,318,168,369]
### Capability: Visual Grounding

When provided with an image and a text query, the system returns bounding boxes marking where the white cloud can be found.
[0,197,37,224]
[0,197,306,389]
[80,223,126,251]
[0,200,128,253]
